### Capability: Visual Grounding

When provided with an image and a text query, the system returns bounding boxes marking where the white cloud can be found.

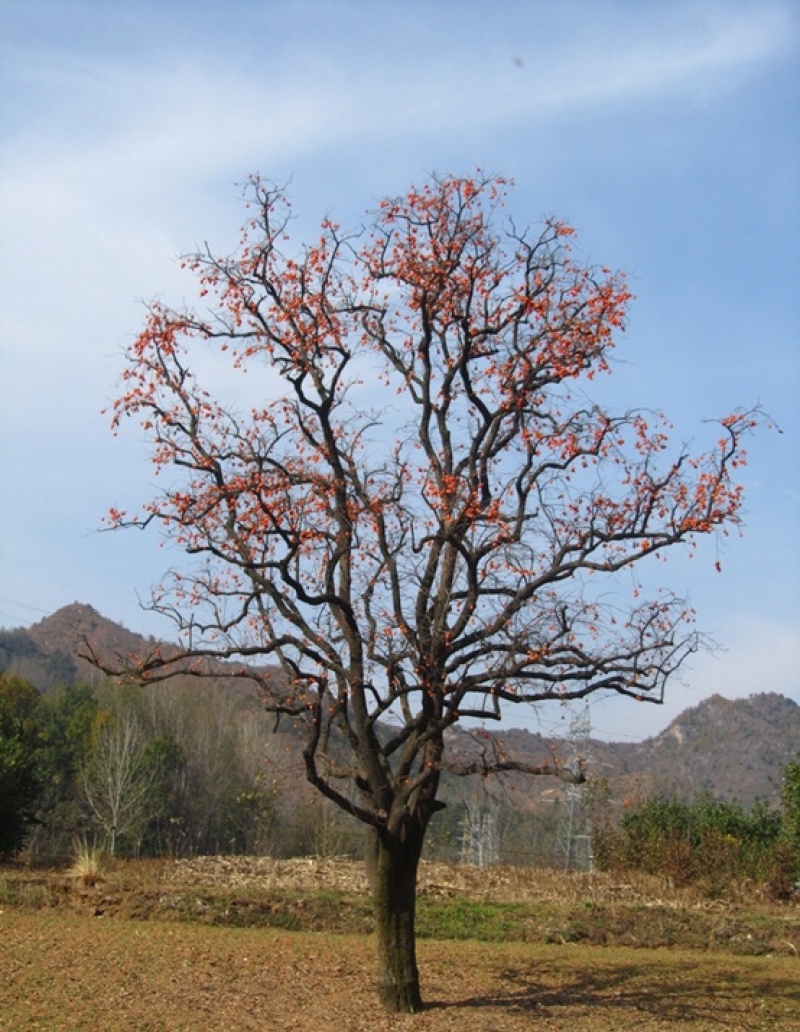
[351,1,794,131]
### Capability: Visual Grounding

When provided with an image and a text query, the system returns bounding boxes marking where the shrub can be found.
[594,790,786,896]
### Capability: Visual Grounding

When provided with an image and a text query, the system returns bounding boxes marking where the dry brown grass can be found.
[67,838,105,886]
[163,854,777,909]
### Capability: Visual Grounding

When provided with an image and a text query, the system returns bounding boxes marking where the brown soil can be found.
[2,858,798,1030]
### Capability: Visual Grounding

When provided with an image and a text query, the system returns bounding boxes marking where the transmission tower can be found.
[460,802,499,867]
[555,703,594,872]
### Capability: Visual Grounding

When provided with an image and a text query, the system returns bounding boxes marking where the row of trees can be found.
[6,667,798,893]
[0,670,324,862]
[0,668,569,865]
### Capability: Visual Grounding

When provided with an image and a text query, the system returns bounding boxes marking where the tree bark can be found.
[366,821,426,1013]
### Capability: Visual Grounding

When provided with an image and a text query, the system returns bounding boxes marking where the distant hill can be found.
[0,602,169,688]
[25,602,155,682]
[468,691,798,810]
[604,692,799,806]
[1,603,797,808]
[0,602,271,701]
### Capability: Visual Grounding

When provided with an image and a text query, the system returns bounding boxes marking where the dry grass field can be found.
[1,858,798,1030]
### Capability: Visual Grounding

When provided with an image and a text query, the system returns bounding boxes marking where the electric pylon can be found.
[460,802,499,867]
[555,703,594,871]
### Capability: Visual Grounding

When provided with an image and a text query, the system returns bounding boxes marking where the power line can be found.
[0,596,53,615]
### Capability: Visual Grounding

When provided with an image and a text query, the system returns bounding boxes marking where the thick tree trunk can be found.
[365,821,426,1013]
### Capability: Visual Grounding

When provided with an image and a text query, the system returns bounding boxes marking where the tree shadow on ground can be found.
[426,958,798,1025]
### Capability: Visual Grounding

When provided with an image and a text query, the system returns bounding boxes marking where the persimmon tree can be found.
[106,173,757,1012]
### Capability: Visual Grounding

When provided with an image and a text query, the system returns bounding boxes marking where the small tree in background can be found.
[22,682,98,863]
[80,687,159,856]
[104,173,759,1012]
[593,792,784,892]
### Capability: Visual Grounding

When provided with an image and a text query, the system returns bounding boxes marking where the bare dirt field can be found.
[2,858,798,1031]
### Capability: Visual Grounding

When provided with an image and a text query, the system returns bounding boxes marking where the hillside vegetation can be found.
[1,603,798,878]
[3,603,797,801]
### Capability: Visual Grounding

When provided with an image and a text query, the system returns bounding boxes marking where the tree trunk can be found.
[366,821,426,1013]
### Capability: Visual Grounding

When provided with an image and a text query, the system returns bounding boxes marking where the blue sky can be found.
[1,0,797,742]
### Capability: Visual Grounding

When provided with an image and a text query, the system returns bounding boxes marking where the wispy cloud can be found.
[4,1,793,182]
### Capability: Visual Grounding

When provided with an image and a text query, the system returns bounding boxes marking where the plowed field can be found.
[2,858,798,1030]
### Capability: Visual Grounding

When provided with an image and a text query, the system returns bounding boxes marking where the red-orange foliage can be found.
[107,173,759,1011]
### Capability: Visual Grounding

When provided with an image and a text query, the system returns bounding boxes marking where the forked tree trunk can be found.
[365,821,426,1013]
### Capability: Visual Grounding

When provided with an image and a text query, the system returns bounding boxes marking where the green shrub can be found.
[594,788,789,896]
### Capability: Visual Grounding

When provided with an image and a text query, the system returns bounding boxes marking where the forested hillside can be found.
[1,603,797,864]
